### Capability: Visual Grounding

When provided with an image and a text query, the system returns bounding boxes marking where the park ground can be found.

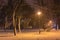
[0,29,60,40]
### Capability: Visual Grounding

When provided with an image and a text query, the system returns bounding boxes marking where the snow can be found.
[16,31,60,40]
[0,30,60,40]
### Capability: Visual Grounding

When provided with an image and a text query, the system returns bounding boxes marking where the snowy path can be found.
[15,31,60,40]
[0,30,60,40]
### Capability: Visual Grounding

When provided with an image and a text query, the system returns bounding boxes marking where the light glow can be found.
[37,11,42,16]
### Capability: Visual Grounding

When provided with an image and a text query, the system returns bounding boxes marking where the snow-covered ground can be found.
[0,29,60,40]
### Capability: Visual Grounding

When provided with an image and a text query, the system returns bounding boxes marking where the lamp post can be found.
[37,11,42,34]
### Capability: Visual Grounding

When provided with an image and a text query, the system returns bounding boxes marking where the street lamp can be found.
[48,20,53,26]
[37,11,42,34]
[37,11,42,16]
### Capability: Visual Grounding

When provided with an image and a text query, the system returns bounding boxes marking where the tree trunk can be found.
[5,16,8,31]
[13,12,16,36]
[18,16,21,32]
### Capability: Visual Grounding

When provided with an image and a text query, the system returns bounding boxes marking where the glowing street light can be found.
[49,20,52,24]
[48,20,53,26]
[37,11,42,16]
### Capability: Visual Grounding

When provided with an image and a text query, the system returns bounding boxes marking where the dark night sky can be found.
[0,0,60,28]
[0,0,60,20]
[0,0,8,6]
[25,0,40,9]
